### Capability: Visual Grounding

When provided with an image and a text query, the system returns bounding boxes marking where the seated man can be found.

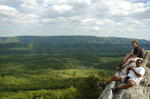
[100,59,145,91]
[117,40,144,70]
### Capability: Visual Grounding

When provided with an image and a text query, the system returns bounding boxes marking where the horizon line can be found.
[0,35,149,41]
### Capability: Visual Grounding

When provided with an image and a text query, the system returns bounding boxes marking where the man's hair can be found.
[136,59,143,63]
[132,40,139,46]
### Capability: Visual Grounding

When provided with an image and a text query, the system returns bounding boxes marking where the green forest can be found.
[0,36,150,55]
[0,36,149,99]
[0,54,122,99]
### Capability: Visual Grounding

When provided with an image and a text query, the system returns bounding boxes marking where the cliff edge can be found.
[98,50,150,99]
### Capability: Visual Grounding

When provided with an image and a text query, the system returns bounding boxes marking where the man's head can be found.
[132,40,139,47]
[136,59,143,67]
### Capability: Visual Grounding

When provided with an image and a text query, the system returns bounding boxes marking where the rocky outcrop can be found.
[98,50,150,99]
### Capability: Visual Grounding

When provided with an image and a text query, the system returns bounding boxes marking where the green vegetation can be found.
[1,36,148,99]
[0,54,123,70]
[0,36,149,45]
[76,75,102,99]
[0,54,119,99]
[0,87,77,99]
[0,36,150,55]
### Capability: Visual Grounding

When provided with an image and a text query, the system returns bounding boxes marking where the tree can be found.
[76,75,101,99]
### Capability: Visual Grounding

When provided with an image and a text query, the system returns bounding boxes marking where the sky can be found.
[0,0,150,40]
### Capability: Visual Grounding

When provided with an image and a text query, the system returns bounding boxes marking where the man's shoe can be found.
[118,63,123,67]
[111,87,119,92]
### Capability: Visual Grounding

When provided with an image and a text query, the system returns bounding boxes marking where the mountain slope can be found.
[0,36,149,55]
[0,36,149,44]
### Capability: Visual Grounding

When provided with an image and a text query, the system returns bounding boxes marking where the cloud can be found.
[52,4,73,13]
[0,0,23,5]
[0,0,150,40]
[0,5,19,17]
[102,0,150,17]
[0,5,41,25]
[92,26,100,31]
[106,0,132,16]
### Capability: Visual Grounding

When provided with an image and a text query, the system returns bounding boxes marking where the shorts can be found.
[120,76,140,85]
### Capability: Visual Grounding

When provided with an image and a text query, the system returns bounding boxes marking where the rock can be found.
[98,50,150,99]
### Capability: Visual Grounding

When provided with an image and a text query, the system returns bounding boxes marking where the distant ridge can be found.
[0,36,149,55]
[0,36,149,44]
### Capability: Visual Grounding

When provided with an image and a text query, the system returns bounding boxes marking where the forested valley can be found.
[0,36,150,99]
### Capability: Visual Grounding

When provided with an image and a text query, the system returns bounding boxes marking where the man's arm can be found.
[127,67,142,78]
[126,68,130,75]
[132,68,142,78]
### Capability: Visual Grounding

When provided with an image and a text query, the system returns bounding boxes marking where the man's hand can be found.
[127,66,133,70]
[127,66,142,78]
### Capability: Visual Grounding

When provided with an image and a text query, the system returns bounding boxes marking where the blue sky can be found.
[0,0,150,40]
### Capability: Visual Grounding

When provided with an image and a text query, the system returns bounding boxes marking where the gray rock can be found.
[98,50,150,99]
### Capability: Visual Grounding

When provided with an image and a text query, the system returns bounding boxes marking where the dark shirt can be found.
[133,47,144,58]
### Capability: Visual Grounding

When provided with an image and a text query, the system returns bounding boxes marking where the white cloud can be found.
[52,4,73,13]
[15,13,40,24]
[80,18,116,26]
[0,5,19,17]
[0,0,23,5]
[0,5,41,25]
[0,0,150,40]
[104,0,150,17]
[92,26,100,31]
[80,18,96,24]
[75,0,92,5]
[106,0,132,16]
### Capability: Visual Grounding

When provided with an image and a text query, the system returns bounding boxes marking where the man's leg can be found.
[103,76,122,85]
[117,80,136,89]
[117,54,132,70]
[120,58,133,69]
[123,54,131,63]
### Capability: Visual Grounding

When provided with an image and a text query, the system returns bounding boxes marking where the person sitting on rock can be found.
[99,59,145,91]
[117,40,144,70]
